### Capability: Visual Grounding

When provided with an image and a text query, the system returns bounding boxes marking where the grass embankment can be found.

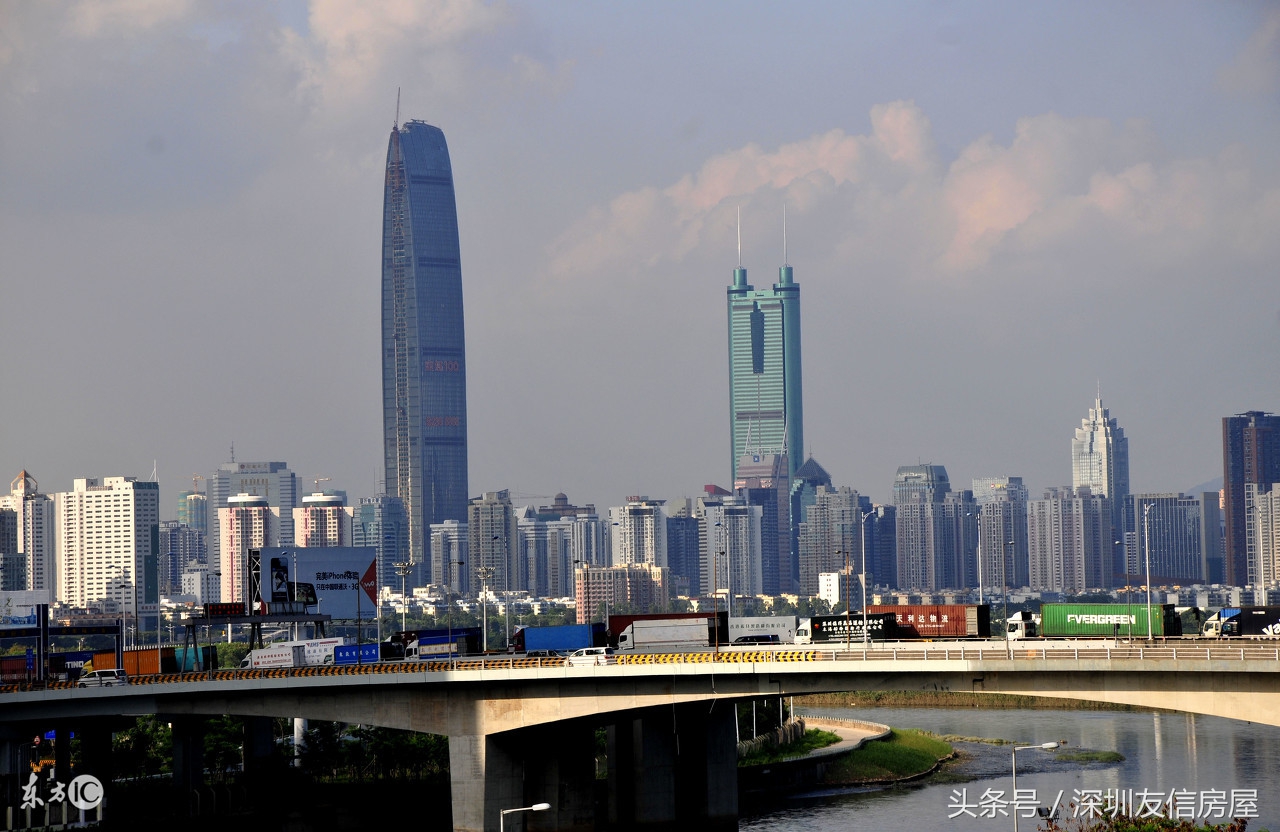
[738,729,842,766]
[821,729,951,784]
[1055,750,1126,764]
[798,690,1147,712]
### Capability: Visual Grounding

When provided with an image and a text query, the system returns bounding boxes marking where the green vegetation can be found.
[798,690,1148,713]
[821,728,951,784]
[738,729,842,766]
[1056,750,1125,764]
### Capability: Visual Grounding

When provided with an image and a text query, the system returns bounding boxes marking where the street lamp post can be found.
[499,802,551,832]
[393,561,412,635]
[355,578,362,665]
[476,566,495,654]
[1143,502,1154,641]
[1011,742,1062,832]
[860,510,872,649]
[836,549,850,650]
[710,548,720,656]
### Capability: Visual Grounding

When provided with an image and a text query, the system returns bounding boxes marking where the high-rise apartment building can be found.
[0,471,56,594]
[574,563,670,624]
[429,519,468,594]
[665,498,701,597]
[176,490,208,537]
[972,476,1029,592]
[726,244,803,483]
[735,452,792,595]
[1246,484,1280,586]
[894,466,976,591]
[608,498,668,568]
[1072,396,1129,583]
[218,493,280,607]
[516,507,574,598]
[293,493,354,548]
[698,494,764,599]
[382,118,470,580]
[1026,487,1110,593]
[797,486,865,597]
[468,491,518,593]
[1223,411,1280,586]
[207,461,297,565]
[157,520,205,594]
[0,509,20,591]
[55,477,160,617]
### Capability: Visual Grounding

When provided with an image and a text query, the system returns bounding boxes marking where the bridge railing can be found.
[4,643,1278,694]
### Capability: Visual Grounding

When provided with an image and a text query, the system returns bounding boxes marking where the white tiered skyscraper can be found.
[1071,394,1129,585]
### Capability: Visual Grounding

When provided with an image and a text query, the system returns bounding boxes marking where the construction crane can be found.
[191,474,205,494]
[313,477,331,494]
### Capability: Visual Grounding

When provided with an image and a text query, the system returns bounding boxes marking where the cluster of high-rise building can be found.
[6,115,1280,626]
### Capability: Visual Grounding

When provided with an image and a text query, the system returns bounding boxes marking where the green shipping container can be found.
[1040,603,1179,638]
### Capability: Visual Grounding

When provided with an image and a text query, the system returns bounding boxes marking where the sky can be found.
[2,1,1279,516]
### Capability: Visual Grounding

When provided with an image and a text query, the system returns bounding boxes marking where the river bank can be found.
[796,689,1153,712]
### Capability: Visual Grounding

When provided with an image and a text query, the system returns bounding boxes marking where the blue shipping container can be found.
[334,643,380,665]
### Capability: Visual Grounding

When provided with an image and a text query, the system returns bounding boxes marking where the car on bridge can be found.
[567,647,616,666]
[77,669,129,687]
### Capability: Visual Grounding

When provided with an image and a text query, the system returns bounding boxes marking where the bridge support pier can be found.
[449,719,597,832]
[171,716,205,796]
[607,702,737,831]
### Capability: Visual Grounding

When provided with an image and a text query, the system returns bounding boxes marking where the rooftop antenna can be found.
[151,460,158,483]
[783,203,788,267]
[737,205,742,268]
[394,87,400,130]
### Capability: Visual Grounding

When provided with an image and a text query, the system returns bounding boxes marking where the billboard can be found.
[256,547,377,621]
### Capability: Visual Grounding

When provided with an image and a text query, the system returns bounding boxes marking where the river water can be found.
[741,706,1280,832]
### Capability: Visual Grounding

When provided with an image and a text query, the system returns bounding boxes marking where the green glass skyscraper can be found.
[727,245,803,483]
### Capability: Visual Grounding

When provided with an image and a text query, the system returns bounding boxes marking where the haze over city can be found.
[3,2,1279,513]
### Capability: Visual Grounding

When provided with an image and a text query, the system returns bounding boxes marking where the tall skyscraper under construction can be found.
[382,115,470,580]
[726,216,803,483]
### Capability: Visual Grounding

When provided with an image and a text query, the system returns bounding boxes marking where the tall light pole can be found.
[710,548,719,656]
[969,510,983,605]
[860,510,872,649]
[476,566,495,654]
[1143,502,1154,641]
[500,802,550,832]
[836,549,850,650]
[492,535,512,650]
[393,561,412,635]
[156,553,164,674]
[1012,741,1062,832]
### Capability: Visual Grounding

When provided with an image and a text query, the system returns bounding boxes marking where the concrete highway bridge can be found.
[3,641,1279,831]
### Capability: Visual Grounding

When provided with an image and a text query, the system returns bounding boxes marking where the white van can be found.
[566,647,616,666]
[78,669,129,687]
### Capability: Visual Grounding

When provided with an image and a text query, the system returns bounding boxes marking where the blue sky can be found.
[1,1,1278,512]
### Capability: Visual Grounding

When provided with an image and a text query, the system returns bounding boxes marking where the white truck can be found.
[614,619,710,652]
[727,615,798,644]
[240,638,347,669]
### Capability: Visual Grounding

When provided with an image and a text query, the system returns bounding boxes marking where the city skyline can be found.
[3,4,1279,520]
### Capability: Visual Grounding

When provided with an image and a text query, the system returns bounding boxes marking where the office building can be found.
[735,452,792,595]
[1026,487,1110,593]
[790,456,833,584]
[54,477,160,619]
[0,508,20,591]
[207,461,298,566]
[726,239,803,482]
[354,494,409,591]
[1124,493,1215,585]
[1223,411,1280,586]
[665,499,702,597]
[0,472,56,594]
[575,563,670,625]
[973,476,1029,592]
[608,497,668,568]
[516,507,573,598]
[157,521,205,595]
[1072,395,1129,581]
[176,489,208,537]
[382,118,470,578]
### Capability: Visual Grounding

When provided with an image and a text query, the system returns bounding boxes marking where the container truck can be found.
[794,613,897,644]
[866,604,990,639]
[1201,608,1241,638]
[92,646,178,675]
[606,612,727,646]
[394,628,481,658]
[614,618,712,651]
[726,616,799,644]
[1219,607,1280,637]
[509,623,606,655]
[239,638,347,669]
[333,643,383,664]
[1006,603,1180,640]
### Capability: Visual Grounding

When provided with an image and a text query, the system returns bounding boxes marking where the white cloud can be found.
[548,103,1280,283]
[65,0,193,38]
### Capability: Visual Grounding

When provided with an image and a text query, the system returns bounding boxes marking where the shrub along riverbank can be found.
[819,728,953,784]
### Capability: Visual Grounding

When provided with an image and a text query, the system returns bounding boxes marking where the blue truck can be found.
[510,623,606,655]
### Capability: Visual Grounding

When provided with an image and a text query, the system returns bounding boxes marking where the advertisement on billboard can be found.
[256,547,377,620]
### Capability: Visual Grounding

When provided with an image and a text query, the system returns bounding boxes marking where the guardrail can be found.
[2,643,1277,694]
